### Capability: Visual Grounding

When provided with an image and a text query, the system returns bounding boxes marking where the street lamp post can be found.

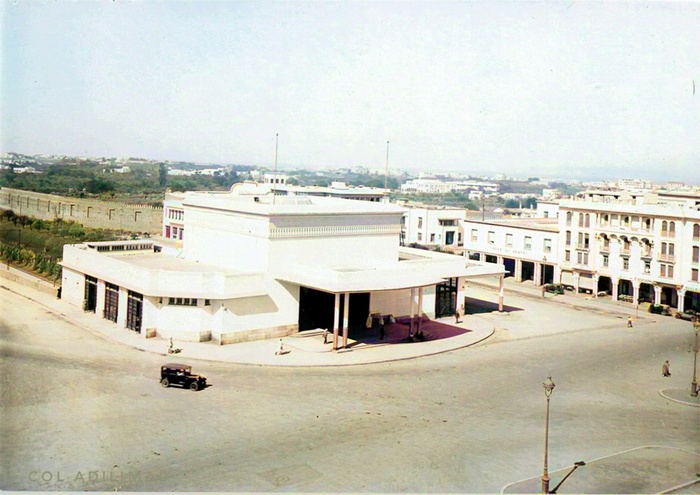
[542,375,555,494]
[692,322,699,397]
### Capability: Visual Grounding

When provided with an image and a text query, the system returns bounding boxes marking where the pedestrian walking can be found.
[275,338,285,355]
[323,328,329,345]
[627,317,633,328]
[379,316,385,340]
[454,308,462,324]
[662,360,671,377]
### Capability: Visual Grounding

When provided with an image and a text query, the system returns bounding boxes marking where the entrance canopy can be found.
[275,247,506,294]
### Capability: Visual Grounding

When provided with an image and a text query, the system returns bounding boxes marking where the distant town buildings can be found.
[400,178,499,195]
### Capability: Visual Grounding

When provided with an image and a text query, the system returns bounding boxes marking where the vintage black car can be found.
[160,363,206,391]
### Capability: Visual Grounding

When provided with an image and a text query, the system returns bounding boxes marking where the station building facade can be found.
[61,183,505,347]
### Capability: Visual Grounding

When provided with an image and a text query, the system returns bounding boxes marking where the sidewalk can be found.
[468,277,656,321]
[0,266,495,367]
[502,446,700,494]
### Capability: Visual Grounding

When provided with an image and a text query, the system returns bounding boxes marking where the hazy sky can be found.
[1,1,699,182]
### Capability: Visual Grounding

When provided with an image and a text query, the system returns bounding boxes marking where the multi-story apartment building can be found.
[463,189,700,314]
[400,204,465,249]
[462,217,560,285]
[558,190,700,312]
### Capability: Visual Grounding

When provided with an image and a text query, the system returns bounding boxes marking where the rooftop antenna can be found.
[273,133,279,205]
[384,140,390,202]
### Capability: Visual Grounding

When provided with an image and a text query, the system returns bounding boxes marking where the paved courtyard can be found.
[1,271,698,492]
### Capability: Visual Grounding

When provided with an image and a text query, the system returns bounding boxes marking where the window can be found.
[693,246,699,263]
[418,217,423,228]
[622,258,629,270]
[694,224,700,240]
[643,218,651,231]
[168,298,197,306]
[566,212,572,226]
[602,254,609,267]
[693,269,699,282]
[611,214,619,226]
[660,264,674,278]
[601,214,609,226]
[584,214,590,228]
[524,236,532,250]
[566,231,571,246]
[631,216,640,229]
[669,221,675,236]
[417,233,422,242]
[622,216,630,228]
[661,221,668,236]
[578,213,584,227]
[577,252,588,265]
[544,211,549,218]
[603,237,610,250]
[505,234,513,247]
[544,238,552,253]
[565,250,571,262]
[488,231,495,244]
[471,229,478,242]
[439,219,456,226]
[644,261,650,274]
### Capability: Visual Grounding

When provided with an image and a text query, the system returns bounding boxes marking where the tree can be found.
[159,163,168,187]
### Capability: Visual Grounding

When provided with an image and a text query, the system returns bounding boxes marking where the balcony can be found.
[658,254,675,263]
[575,244,590,251]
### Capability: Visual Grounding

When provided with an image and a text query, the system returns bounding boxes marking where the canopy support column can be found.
[498,275,504,312]
[332,293,340,351]
[341,292,349,349]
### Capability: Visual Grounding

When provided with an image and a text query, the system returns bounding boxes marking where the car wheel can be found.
[190,381,199,391]
[161,378,169,388]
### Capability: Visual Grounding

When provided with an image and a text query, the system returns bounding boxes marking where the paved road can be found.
[1,284,698,492]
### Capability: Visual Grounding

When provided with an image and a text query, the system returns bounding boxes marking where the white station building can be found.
[60,183,505,348]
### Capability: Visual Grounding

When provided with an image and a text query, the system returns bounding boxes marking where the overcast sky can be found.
[1,1,699,182]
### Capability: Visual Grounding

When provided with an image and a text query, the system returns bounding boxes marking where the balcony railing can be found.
[658,254,675,262]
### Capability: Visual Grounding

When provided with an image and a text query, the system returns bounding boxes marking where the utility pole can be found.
[273,133,279,205]
[384,140,390,202]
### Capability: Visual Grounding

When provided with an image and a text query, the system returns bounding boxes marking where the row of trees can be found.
[0,160,242,198]
[0,208,119,281]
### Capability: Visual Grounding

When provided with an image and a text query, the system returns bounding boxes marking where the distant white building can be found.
[400,178,499,195]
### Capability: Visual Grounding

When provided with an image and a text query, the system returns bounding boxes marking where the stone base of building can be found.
[155,329,212,342]
[215,324,298,345]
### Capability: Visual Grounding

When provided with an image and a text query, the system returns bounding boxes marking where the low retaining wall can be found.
[0,267,57,297]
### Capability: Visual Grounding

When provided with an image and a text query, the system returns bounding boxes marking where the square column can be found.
[654,285,662,306]
[409,288,416,335]
[417,287,424,333]
[632,280,640,305]
[514,259,523,282]
[332,293,340,351]
[498,275,504,312]
[611,279,619,301]
[677,288,686,313]
[534,262,542,286]
[342,292,350,349]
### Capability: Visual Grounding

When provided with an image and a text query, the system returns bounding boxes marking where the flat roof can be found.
[183,190,406,216]
[463,217,560,233]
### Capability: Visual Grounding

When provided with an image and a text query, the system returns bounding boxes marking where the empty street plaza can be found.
[1,280,699,493]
